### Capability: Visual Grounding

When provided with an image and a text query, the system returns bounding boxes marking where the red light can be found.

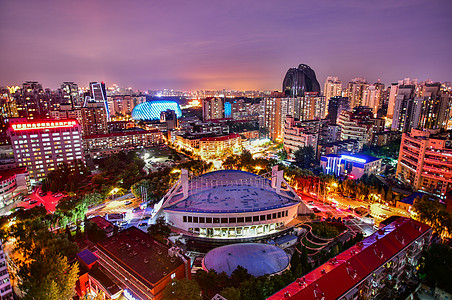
[11,121,77,131]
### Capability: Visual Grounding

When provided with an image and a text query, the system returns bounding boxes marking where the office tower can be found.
[327,96,350,125]
[323,76,342,101]
[202,97,224,121]
[15,81,51,119]
[81,103,109,136]
[396,128,452,199]
[7,119,84,182]
[283,64,320,97]
[60,82,80,108]
[391,85,420,132]
[85,82,110,121]
[346,78,369,108]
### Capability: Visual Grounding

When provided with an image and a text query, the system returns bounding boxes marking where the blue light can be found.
[224,102,231,117]
[132,101,182,121]
[340,155,367,164]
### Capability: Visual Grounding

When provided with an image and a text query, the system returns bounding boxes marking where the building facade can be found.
[0,168,30,208]
[83,130,164,158]
[7,119,84,182]
[0,240,13,300]
[283,116,319,159]
[320,154,383,179]
[202,97,224,121]
[396,128,452,199]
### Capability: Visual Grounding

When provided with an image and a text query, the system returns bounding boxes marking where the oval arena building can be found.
[152,167,311,240]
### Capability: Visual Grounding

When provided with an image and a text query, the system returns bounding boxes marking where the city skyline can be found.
[1,0,451,91]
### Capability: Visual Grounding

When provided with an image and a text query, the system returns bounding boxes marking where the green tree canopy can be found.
[163,278,201,300]
[293,146,317,170]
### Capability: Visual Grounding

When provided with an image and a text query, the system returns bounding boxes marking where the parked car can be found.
[29,200,38,205]
[24,197,31,201]
[124,200,133,206]
[138,223,148,228]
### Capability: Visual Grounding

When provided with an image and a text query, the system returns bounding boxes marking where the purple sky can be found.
[1,0,451,91]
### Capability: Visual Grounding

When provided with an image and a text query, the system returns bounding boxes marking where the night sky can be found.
[1,0,451,90]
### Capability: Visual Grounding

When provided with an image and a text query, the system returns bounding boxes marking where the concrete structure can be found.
[7,119,84,183]
[152,167,311,240]
[318,139,360,157]
[269,217,432,300]
[81,103,109,136]
[83,130,163,159]
[320,154,382,179]
[94,226,190,300]
[203,243,289,276]
[396,128,452,199]
[0,167,30,208]
[371,130,401,147]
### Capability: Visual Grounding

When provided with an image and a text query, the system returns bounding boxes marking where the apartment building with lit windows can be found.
[396,128,452,199]
[7,119,84,183]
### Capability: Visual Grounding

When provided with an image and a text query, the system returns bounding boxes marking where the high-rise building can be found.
[160,109,178,130]
[362,85,381,116]
[299,92,327,121]
[60,82,80,108]
[386,83,399,119]
[81,103,108,136]
[396,128,452,199]
[202,97,224,121]
[0,240,13,300]
[15,81,51,120]
[417,83,451,130]
[326,96,350,125]
[84,82,110,121]
[323,76,342,101]
[346,78,368,108]
[391,85,420,132]
[7,119,85,182]
[283,64,320,97]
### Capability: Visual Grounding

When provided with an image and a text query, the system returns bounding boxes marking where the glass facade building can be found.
[283,64,320,97]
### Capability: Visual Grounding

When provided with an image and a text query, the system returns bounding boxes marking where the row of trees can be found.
[412,195,452,238]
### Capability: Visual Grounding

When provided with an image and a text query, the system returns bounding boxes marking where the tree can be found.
[221,287,241,300]
[386,186,393,205]
[419,244,452,294]
[19,254,79,300]
[147,217,171,241]
[131,179,154,201]
[293,146,317,170]
[413,195,452,237]
[163,279,201,300]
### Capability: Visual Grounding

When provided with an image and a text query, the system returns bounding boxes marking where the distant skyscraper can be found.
[346,78,368,108]
[15,81,51,120]
[283,64,320,97]
[386,83,399,118]
[362,84,384,116]
[323,76,342,100]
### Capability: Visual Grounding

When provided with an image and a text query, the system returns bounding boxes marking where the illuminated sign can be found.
[11,121,77,131]
[340,155,366,164]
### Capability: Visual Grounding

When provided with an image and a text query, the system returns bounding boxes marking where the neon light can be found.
[11,121,77,131]
[340,155,366,164]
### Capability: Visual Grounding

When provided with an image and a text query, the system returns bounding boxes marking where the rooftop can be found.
[77,249,98,266]
[203,243,289,276]
[96,226,185,286]
[0,167,27,182]
[269,217,431,300]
